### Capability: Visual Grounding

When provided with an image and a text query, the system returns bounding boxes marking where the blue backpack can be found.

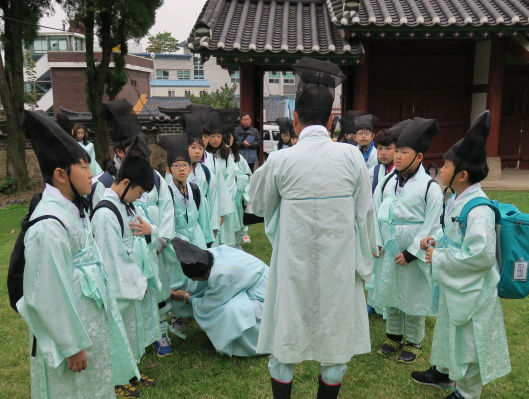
[457,198,529,299]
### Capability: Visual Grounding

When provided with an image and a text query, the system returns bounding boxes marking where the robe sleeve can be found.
[432,206,499,325]
[156,171,175,240]
[372,175,387,248]
[91,208,147,302]
[405,182,443,258]
[248,156,281,245]
[214,159,235,217]
[207,169,221,231]
[21,220,92,369]
[351,151,377,282]
[198,189,215,244]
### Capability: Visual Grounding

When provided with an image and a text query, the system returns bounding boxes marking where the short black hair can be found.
[443,150,489,184]
[375,129,398,147]
[113,176,149,191]
[240,112,251,119]
[181,251,214,278]
[296,109,331,127]
[187,137,204,148]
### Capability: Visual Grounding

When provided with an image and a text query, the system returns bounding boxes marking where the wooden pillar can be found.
[341,66,355,114]
[486,37,505,157]
[353,50,369,112]
[239,64,255,119]
[253,67,265,165]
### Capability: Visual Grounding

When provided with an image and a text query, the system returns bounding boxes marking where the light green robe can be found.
[372,165,443,316]
[211,153,237,247]
[189,162,219,231]
[233,154,252,233]
[430,184,511,385]
[79,141,103,176]
[250,126,377,364]
[91,189,161,361]
[17,185,138,399]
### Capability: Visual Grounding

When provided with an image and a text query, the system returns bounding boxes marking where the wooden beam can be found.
[486,37,505,157]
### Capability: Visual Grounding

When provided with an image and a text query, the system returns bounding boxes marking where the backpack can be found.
[89,200,125,236]
[7,193,66,313]
[380,170,438,202]
[200,163,211,185]
[456,197,529,299]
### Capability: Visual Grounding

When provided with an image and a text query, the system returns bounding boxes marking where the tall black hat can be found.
[354,114,378,133]
[160,134,191,166]
[398,117,441,154]
[388,119,412,137]
[182,114,204,141]
[101,98,150,156]
[218,108,239,135]
[293,58,346,113]
[116,136,154,191]
[448,110,490,165]
[203,111,223,134]
[275,117,293,134]
[340,110,365,134]
[171,237,209,265]
[188,104,213,117]
[55,114,73,136]
[330,116,340,134]
[20,110,87,179]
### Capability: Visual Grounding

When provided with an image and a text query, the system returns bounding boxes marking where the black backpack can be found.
[89,200,125,236]
[7,193,66,313]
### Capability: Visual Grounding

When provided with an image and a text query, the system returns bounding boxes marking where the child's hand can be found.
[130,216,152,236]
[372,246,383,258]
[425,247,434,264]
[395,253,408,266]
[420,236,435,250]
[220,216,224,226]
[67,350,87,372]
[171,289,187,301]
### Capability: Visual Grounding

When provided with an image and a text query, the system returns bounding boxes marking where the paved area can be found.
[481,169,529,191]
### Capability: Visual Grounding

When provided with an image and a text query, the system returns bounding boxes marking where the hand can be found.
[171,289,187,301]
[130,216,152,236]
[372,246,383,258]
[244,140,251,147]
[425,247,434,264]
[395,253,408,266]
[220,216,224,226]
[420,236,435,250]
[67,350,87,372]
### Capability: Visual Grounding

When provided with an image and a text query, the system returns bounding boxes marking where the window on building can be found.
[48,36,68,51]
[168,90,176,97]
[32,37,48,54]
[283,72,295,85]
[74,38,84,51]
[193,54,204,79]
[184,90,191,97]
[268,72,280,84]
[156,70,170,79]
[231,71,240,84]
[199,90,207,96]
[177,70,191,79]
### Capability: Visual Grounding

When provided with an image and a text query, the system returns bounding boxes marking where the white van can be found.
[262,124,280,159]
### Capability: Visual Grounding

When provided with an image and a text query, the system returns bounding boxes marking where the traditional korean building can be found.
[187,0,529,173]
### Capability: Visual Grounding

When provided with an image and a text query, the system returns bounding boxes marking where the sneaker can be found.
[377,338,403,355]
[398,341,422,363]
[130,374,156,388]
[171,317,186,332]
[235,243,244,251]
[411,366,454,389]
[115,384,140,398]
[243,235,251,243]
[152,334,173,357]
[443,390,465,399]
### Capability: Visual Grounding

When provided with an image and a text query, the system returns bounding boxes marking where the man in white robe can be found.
[249,57,377,399]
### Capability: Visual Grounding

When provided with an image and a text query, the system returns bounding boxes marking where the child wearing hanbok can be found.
[91,137,160,397]
[353,114,379,168]
[18,110,138,399]
[272,117,294,151]
[411,111,510,399]
[372,117,443,363]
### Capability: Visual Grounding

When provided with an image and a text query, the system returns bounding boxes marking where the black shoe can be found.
[317,376,341,399]
[398,341,422,363]
[443,390,465,399]
[271,378,292,399]
[377,338,403,355]
[115,384,140,398]
[411,366,455,389]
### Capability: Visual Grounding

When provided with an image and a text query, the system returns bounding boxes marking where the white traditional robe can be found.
[249,125,377,364]
[17,185,138,399]
[430,184,511,385]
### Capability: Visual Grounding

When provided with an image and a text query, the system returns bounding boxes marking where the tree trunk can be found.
[0,1,30,190]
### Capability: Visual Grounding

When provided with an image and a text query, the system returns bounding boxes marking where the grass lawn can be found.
[1,191,528,398]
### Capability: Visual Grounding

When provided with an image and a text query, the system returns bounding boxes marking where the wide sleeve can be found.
[432,207,499,325]
[20,221,91,370]
[406,182,443,258]
[248,157,281,245]
[214,160,235,217]
[207,170,221,231]
[372,174,387,247]
[91,209,147,302]
[236,156,252,202]
[351,151,377,282]
[156,171,175,240]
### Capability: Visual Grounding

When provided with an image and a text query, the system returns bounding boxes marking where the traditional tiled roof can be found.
[327,0,529,28]
[138,97,192,118]
[187,0,362,56]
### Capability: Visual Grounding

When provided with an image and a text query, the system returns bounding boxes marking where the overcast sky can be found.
[40,0,207,51]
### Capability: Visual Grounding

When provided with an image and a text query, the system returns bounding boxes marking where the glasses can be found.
[171,163,189,169]
[355,131,372,137]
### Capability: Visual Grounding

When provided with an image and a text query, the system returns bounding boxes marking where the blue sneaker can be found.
[367,305,376,316]
[152,334,173,357]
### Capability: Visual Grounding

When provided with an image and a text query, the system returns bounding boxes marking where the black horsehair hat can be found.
[117,136,155,191]
[397,117,441,154]
[448,110,490,166]
[159,134,192,166]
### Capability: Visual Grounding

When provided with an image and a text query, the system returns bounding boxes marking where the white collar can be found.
[44,183,80,218]
[453,183,482,206]
[105,187,120,201]
[299,125,327,140]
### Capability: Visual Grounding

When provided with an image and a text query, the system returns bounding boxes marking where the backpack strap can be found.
[167,185,175,205]
[371,163,382,194]
[90,200,124,236]
[200,163,211,184]
[381,170,397,196]
[424,178,438,202]
[153,170,161,193]
[189,182,201,210]
[25,215,66,231]
[457,197,501,236]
